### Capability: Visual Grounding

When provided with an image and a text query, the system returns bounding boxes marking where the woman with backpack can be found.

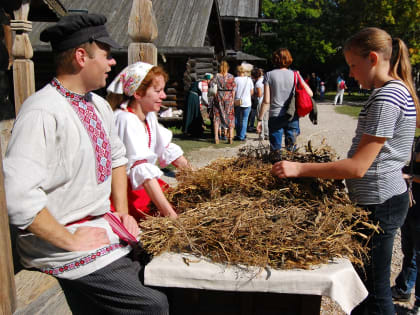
[256,48,313,151]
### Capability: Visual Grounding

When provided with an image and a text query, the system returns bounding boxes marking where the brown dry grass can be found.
[139,143,378,270]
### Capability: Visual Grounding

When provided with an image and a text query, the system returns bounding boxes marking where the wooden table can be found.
[144,253,368,315]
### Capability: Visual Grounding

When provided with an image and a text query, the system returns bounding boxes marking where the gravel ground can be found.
[164,100,412,314]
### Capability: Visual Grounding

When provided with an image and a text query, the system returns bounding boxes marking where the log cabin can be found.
[28,0,272,112]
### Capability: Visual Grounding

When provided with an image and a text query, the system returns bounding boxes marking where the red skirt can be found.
[111,179,169,221]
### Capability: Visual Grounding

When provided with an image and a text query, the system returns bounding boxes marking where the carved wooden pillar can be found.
[0,140,16,315]
[234,18,241,51]
[127,0,158,65]
[10,2,35,114]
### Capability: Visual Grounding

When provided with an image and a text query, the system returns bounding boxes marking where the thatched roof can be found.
[29,0,222,53]
[153,0,215,48]
[218,0,259,18]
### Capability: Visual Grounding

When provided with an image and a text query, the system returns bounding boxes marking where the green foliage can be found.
[335,104,420,137]
[334,104,362,119]
[244,0,420,76]
[334,0,420,64]
[243,0,339,72]
[167,124,242,155]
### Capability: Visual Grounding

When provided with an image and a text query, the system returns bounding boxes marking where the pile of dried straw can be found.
[139,143,378,269]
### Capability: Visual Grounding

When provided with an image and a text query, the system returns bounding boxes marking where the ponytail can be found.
[345,28,419,118]
[389,38,420,111]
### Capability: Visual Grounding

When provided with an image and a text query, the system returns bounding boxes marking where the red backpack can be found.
[339,80,346,90]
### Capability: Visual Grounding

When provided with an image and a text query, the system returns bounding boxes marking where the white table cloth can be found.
[144,252,368,314]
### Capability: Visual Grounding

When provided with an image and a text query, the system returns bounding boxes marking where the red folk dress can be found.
[113,106,183,220]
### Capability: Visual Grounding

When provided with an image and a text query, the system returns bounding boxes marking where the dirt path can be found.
[185,101,357,166]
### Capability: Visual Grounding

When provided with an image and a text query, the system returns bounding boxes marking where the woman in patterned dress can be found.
[210,60,236,144]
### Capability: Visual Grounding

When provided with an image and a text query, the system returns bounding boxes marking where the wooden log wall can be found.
[159,57,219,113]
[183,57,219,94]
[162,81,184,110]
[158,57,185,111]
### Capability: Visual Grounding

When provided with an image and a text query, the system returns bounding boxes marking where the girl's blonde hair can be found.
[107,66,168,110]
[344,27,419,111]
[219,60,229,74]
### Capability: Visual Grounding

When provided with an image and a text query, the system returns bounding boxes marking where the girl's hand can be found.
[168,212,178,219]
[271,161,302,178]
[172,156,190,170]
[256,121,262,134]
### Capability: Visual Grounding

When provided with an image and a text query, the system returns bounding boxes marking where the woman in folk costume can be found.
[183,78,204,137]
[107,62,190,220]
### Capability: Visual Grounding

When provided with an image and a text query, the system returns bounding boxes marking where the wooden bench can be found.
[14,270,71,315]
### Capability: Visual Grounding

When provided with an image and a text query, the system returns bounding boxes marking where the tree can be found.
[243,0,420,85]
[334,0,420,65]
[243,0,339,75]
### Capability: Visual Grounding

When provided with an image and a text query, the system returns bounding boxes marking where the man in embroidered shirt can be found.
[4,14,169,314]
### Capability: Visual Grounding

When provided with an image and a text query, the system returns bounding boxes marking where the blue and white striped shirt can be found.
[345,80,416,205]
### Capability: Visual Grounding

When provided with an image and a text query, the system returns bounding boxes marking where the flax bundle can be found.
[139,143,378,269]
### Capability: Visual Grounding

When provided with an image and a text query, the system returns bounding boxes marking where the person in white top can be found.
[199,73,213,108]
[334,75,347,105]
[234,65,254,141]
[107,62,191,220]
[4,14,169,314]
[252,68,267,139]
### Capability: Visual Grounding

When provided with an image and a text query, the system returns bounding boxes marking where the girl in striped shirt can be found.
[272,28,420,315]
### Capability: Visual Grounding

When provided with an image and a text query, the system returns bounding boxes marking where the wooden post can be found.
[128,43,157,66]
[234,18,241,51]
[127,0,158,65]
[11,2,35,114]
[0,141,16,315]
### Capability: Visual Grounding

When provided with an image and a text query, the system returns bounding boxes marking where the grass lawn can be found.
[333,101,420,137]
[334,104,363,118]
[323,91,370,103]
[167,120,243,156]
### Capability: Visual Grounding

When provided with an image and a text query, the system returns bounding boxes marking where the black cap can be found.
[40,13,120,52]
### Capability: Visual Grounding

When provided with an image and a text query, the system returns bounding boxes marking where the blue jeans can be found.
[234,106,251,140]
[248,107,257,130]
[352,191,409,315]
[268,115,300,151]
[394,186,420,306]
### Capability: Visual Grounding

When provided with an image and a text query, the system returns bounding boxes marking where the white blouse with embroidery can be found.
[4,84,130,279]
[114,109,184,190]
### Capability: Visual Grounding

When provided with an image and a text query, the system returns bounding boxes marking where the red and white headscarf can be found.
[107,61,154,96]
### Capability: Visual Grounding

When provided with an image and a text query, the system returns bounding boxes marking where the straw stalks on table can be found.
[139,142,378,270]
